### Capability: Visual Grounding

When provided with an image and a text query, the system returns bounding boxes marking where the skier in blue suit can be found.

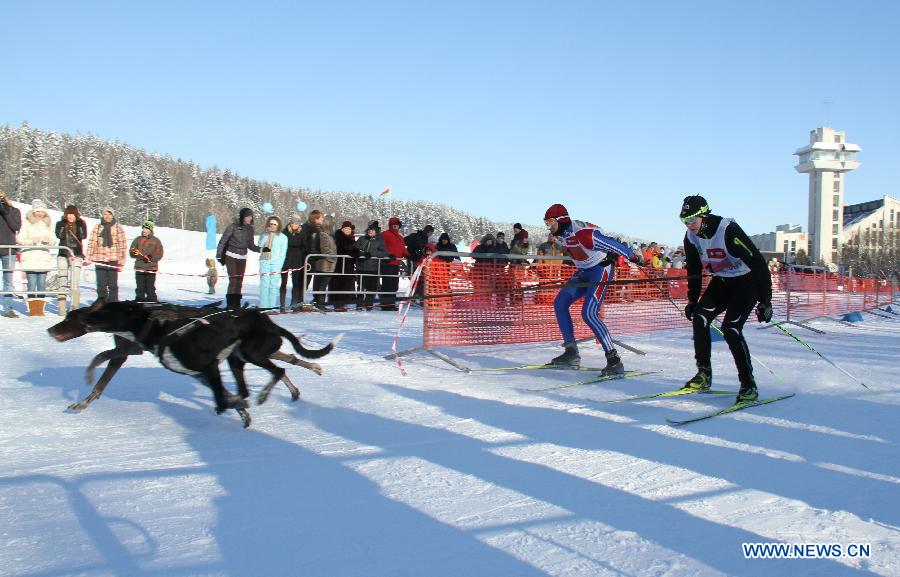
[543,203,636,375]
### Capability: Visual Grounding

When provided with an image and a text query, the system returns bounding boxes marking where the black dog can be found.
[49,300,341,427]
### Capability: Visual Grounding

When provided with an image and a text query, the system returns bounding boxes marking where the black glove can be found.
[261,246,271,253]
[217,257,226,266]
[684,302,697,321]
[756,301,773,323]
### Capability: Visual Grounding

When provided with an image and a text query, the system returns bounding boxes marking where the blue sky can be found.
[3,0,899,245]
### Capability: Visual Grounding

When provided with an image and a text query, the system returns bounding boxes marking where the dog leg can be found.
[281,373,301,402]
[202,368,249,415]
[69,355,128,412]
[85,349,125,385]
[236,407,251,428]
[270,350,322,376]
[255,361,288,405]
[227,356,251,399]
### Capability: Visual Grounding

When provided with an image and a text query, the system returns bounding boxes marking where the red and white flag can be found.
[379,186,391,197]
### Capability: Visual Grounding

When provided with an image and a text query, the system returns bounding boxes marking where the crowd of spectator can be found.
[1,195,692,317]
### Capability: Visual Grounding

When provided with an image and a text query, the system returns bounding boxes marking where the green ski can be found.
[665,394,796,426]
[528,370,658,392]
[594,387,734,404]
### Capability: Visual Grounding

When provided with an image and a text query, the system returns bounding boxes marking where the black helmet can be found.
[680,195,710,222]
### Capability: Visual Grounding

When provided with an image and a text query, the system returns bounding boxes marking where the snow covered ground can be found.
[1,221,898,577]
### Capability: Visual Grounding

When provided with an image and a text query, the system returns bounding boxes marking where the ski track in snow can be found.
[0,223,898,577]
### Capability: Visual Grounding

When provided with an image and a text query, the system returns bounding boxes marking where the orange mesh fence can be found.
[422,258,895,349]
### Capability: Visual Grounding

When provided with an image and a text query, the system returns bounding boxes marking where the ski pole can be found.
[637,264,781,380]
[710,323,782,380]
[771,321,875,392]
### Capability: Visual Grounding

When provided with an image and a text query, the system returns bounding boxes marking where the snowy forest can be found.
[0,122,563,245]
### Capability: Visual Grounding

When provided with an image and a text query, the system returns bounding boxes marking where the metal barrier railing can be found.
[301,253,408,305]
[0,245,77,306]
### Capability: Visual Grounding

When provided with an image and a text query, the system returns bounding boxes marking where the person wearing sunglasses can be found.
[680,195,773,403]
[543,203,636,376]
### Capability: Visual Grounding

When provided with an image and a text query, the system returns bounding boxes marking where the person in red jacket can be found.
[380,216,409,310]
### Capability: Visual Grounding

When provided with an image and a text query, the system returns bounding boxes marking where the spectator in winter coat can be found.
[129,219,164,302]
[472,234,502,264]
[381,216,409,311]
[435,232,459,262]
[257,215,288,310]
[331,220,359,309]
[354,220,388,310]
[472,233,503,304]
[17,199,57,316]
[510,223,530,256]
[86,207,127,303]
[216,207,260,309]
[55,205,87,311]
[0,189,22,318]
[404,224,434,298]
[404,225,433,272]
[308,212,337,308]
[280,214,306,309]
[494,232,511,259]
[536,233,567,305]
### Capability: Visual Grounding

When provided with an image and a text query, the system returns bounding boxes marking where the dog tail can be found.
[280,329,343,359]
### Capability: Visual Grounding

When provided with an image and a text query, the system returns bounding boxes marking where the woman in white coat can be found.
[16,199,57,316]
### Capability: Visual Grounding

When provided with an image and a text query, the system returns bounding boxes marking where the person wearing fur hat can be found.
[354,220,388,310]
[280,213,305,310]
[55,205,87,312]
[0,189,22,318]
[381,217,409,311]
[216,207,260,309]
[86,207,127,302]
[257,215,288,310]
[129,220,164,301]
[16,199,57,316]
[330,220,359,309]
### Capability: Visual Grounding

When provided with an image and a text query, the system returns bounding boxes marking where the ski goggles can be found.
[680,206,708,224]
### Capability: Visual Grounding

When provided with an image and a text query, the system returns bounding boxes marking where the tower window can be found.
[833,209,840,221]
[833,180,841,192]
[833,223,839,234]
[833,194,840,207]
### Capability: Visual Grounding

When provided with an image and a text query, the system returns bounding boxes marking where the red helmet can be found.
[544,203,570,222]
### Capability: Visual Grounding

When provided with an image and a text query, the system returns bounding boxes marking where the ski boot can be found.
[684,365,712,391]
[600,348,625,377]
[550,342,580,367]
[736,379,758,403]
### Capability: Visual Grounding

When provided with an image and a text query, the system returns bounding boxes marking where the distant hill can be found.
[0,122,640,246]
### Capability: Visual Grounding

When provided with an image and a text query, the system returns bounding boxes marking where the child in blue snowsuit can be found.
[257,216,288,310]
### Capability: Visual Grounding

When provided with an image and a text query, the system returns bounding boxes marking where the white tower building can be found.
[793,127,861,264]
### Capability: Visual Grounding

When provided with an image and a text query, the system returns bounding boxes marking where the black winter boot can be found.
[600,349,625,376]
[737,378,758,402]
[550,342,580,367]
[684,365,712,390]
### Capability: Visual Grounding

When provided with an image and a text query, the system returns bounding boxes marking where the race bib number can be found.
[705,248,726,259]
